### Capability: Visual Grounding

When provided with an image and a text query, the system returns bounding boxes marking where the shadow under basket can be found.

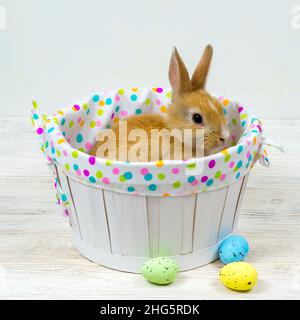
[56,166,249,273]
[31,87,269,273]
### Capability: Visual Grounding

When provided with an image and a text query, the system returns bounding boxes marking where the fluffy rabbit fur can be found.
[90,45,230,161]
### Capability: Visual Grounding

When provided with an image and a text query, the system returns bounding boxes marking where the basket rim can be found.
[31,87,263,195]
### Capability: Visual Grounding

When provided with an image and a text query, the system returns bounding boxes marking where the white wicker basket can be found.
[55,165,249,272]
[31,87,267,273]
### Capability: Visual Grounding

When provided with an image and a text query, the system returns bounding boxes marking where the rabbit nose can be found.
[219,127,230,143]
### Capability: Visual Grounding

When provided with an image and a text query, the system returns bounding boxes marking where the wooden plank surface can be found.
[0,117,299,300]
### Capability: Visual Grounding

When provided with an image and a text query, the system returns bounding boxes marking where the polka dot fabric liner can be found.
[31,87,268,197]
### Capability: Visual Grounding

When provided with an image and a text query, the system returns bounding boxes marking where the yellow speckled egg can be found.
[219,262,258,291]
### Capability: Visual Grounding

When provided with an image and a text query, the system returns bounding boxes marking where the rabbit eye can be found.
[192,113,203,124]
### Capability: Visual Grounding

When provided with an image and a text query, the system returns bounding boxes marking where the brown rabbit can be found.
[90,45,229,161]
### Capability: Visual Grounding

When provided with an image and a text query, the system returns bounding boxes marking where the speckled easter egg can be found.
[219,262,258,291]
[140,257,178,285]
[219,235,249,264]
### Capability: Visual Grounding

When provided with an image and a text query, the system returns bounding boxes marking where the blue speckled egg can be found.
[219,235,249,264]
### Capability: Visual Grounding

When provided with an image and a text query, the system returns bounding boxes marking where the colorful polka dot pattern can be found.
[31,88,265,196]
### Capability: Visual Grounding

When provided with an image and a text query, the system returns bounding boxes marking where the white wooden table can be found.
[0,117,299,300]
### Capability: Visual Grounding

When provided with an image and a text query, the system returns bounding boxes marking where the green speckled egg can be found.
[140,257,178,285]
[219,262,258,291]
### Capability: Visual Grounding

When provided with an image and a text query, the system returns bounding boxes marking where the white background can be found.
[1,0,299,118]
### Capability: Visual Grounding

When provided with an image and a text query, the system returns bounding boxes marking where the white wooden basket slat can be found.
[193,187,227,251]
[56,165,249,273]
[180,196,195,255]
[232,174,249,231]
[217,179,243,242]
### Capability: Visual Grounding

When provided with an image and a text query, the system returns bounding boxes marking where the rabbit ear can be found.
[169,47,192,94]
[191,44,213,90]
